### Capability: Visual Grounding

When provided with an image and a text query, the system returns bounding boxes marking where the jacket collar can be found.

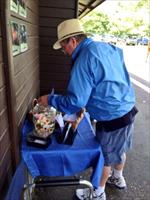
[72,38,93,62]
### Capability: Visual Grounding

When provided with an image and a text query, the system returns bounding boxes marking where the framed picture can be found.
[20,24,28,52]
[10,0,18,13]
[18,0,27,17]
[11,21,20,56]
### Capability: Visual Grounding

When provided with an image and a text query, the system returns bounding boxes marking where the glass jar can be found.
[32,99,56,138]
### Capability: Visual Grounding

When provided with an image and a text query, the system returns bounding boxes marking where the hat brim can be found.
[53,31,85,50]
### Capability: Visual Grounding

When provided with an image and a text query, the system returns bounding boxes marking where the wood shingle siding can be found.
[39,0,77,95]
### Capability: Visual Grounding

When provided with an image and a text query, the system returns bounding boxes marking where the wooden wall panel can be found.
[0,147,12,199]
[13,47,39,75]
[39,0,77,95]
[0,110,9,136]
[15,59,39,109]
[26,0,39,14]
[39,7,75,18]
[28,24,39,36]
[39,0,75,8]
[40,54,72,65]
[0,146,12,178]
[26,8,39,24]
[0,1,39,199]
[0,38,2,62]
[0,87,7,118]
[0,21,1,36]
[39,27,56,37]
[39,18,64,28]
[0,63,5,87]
[0,7,12,199]
[16,70,39,125]
[9,0,40,125]
[39,63,71,73]
[27,36,39,50]
[0,129,10,163]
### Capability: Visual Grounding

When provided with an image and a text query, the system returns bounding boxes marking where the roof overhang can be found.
[78,0,106,18]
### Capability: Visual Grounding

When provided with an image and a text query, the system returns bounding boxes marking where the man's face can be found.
[60,37,78,56]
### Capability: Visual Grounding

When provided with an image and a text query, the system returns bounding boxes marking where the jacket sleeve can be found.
[48,51,95,114]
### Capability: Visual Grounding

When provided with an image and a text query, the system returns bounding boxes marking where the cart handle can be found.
[22,177,93,200]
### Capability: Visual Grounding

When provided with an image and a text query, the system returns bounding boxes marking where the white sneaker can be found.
[107,175,127,189]
[76,188,106,200]
[76,188,89,200]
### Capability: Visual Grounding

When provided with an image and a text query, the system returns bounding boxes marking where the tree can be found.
[81,0,149,37]
[81,12,111,35]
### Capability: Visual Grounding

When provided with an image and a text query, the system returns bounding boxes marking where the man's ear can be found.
[71,37,78,48]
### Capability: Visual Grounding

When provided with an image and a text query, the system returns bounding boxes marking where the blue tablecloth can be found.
[21,113,104,188]
[5,161,27,200]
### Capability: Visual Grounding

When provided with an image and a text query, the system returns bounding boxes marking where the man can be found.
[38,18,138,200]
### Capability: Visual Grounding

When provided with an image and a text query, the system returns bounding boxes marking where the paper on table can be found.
[62,123,72,143]
[55,113,64,131]
[50,88,55,95]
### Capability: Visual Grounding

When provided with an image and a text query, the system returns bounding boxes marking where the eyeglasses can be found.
[60,46,66,53]
[60,38,71,53]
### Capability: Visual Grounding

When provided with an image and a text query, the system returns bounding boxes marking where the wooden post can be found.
[1,0,20,170]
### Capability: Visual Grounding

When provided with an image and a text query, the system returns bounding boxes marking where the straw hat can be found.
[53,18,85,50]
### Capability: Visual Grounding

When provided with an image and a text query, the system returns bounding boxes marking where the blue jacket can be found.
[48,38,135,121]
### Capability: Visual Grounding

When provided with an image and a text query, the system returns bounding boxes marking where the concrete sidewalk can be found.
[32,83,150,200]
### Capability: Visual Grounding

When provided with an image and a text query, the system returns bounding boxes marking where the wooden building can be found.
[0,0,105,199]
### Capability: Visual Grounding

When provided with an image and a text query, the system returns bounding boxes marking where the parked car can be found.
[109,35,118,45]
[116,36,126,45]
[126,36,137,45]
[101,34,118,45]
[137,37,149,45]
[91,34,118,45]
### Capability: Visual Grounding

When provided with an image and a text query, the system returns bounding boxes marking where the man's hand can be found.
[71,108,85,130]
[38,95,49,106]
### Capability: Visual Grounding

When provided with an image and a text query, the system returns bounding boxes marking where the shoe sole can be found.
[76,195,89,200]
[106,182,127,190]
[115,185,127,190]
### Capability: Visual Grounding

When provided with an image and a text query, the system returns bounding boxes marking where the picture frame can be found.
[20,24,28,52]
[18,0,27,18]
[11,21,20,56]
[10,0,19,13]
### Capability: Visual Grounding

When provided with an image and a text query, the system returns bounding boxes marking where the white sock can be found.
[94,185,105,196]
[113,168,123,178]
